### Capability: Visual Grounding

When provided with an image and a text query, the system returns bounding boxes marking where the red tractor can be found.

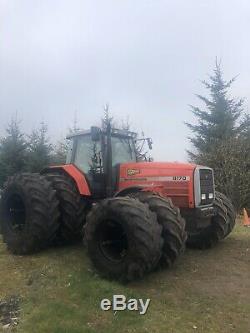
[0,124,236,282]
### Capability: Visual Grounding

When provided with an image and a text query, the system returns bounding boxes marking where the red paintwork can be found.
[44,162,197,208]
[45,164,91,196]
[117,162,196,208]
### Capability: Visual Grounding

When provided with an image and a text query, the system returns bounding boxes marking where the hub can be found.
[97,220,128,262]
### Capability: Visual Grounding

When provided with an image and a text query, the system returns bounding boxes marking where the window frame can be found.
[69,132,137,172]
[110,134,137,166]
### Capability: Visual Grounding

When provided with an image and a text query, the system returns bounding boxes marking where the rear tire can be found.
[44,172,89,244]
[129,191,187,267]
[187,195,228,249]
[215,191,236,237]
[0,173,60,254]
[85,197,163,282]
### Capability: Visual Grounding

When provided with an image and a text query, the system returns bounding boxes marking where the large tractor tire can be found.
[215,191,236,237]
[187,194,228,249]
[0,173,60,254]
[44,172,89,244]
[129,191,187,268]
[85,197,163,282]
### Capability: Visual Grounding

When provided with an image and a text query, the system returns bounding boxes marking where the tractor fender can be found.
[114,185,165,197]
[114,186,143,197]
[41,164,91,196]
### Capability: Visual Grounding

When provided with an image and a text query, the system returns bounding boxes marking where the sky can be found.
[0,0,250,161]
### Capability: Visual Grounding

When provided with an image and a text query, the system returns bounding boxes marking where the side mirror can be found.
[91,126,101,141]
[147,138,153,150]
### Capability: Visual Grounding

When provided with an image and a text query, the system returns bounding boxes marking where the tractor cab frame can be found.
[66,125,139,198]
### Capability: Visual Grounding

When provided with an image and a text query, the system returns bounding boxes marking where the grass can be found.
[0,221,250,333]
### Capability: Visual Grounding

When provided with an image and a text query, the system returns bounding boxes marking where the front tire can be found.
[215,191,236,237]
[85,197,163,282]
[187,194,228,249]
[0,173,60,254]
[129,192,187,268]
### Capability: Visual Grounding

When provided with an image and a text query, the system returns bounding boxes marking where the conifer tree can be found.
[27,122,52,172]
[51,139,69,165]
[186,61,250,210]
[0,117,27,186]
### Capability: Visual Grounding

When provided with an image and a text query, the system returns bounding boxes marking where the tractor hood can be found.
[119,161,196,179]
[118,161,198,208]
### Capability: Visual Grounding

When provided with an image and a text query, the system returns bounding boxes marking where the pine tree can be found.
[102,103,113,130]
[51,113,83,166]
[0,117,28,186]
[51,139,69,165]
[120,117,149,161]
[186,60,247,162]
[186,61,250,210]
[27,122,52,172]
[68,111,82,134]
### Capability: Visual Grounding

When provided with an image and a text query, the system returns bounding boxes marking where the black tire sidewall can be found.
[0,174,60,254]
[187,196,227,249]
[1,182,32,242]
[85,197,162,282]
[86,204,146,280]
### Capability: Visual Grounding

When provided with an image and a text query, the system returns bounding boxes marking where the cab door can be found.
[70,134,105,198]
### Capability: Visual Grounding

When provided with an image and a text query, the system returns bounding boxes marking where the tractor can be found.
[0,123,236,282]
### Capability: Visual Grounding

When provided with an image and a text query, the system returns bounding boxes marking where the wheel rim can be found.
[98,220,128,263]
[6,194,26,231]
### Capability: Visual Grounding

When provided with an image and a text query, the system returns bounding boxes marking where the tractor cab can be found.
[66,126,138,197]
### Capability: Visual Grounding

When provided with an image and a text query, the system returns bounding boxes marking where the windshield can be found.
[111,136,136,166]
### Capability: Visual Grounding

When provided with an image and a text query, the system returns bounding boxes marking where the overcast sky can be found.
[0,0,249,161]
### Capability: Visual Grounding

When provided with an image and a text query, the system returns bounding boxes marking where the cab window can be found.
[111,136,136,166]
[74,135,101,173]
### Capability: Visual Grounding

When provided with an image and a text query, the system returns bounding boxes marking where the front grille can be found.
[199,169,214,205]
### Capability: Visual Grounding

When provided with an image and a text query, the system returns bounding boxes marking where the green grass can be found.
[0,221,250,333]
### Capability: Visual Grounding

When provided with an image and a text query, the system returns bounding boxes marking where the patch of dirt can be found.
[0,295,21,329]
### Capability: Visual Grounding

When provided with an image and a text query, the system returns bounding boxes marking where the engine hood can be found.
[118,161,199,208]
[120,161,197,177]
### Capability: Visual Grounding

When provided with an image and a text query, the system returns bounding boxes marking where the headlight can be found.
[209,193,214,199]
[201,194,206,200]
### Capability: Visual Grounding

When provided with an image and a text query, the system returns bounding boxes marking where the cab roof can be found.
[66,128,136,139]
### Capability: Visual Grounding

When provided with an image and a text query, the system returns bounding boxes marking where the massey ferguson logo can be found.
[127,169,140,176]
